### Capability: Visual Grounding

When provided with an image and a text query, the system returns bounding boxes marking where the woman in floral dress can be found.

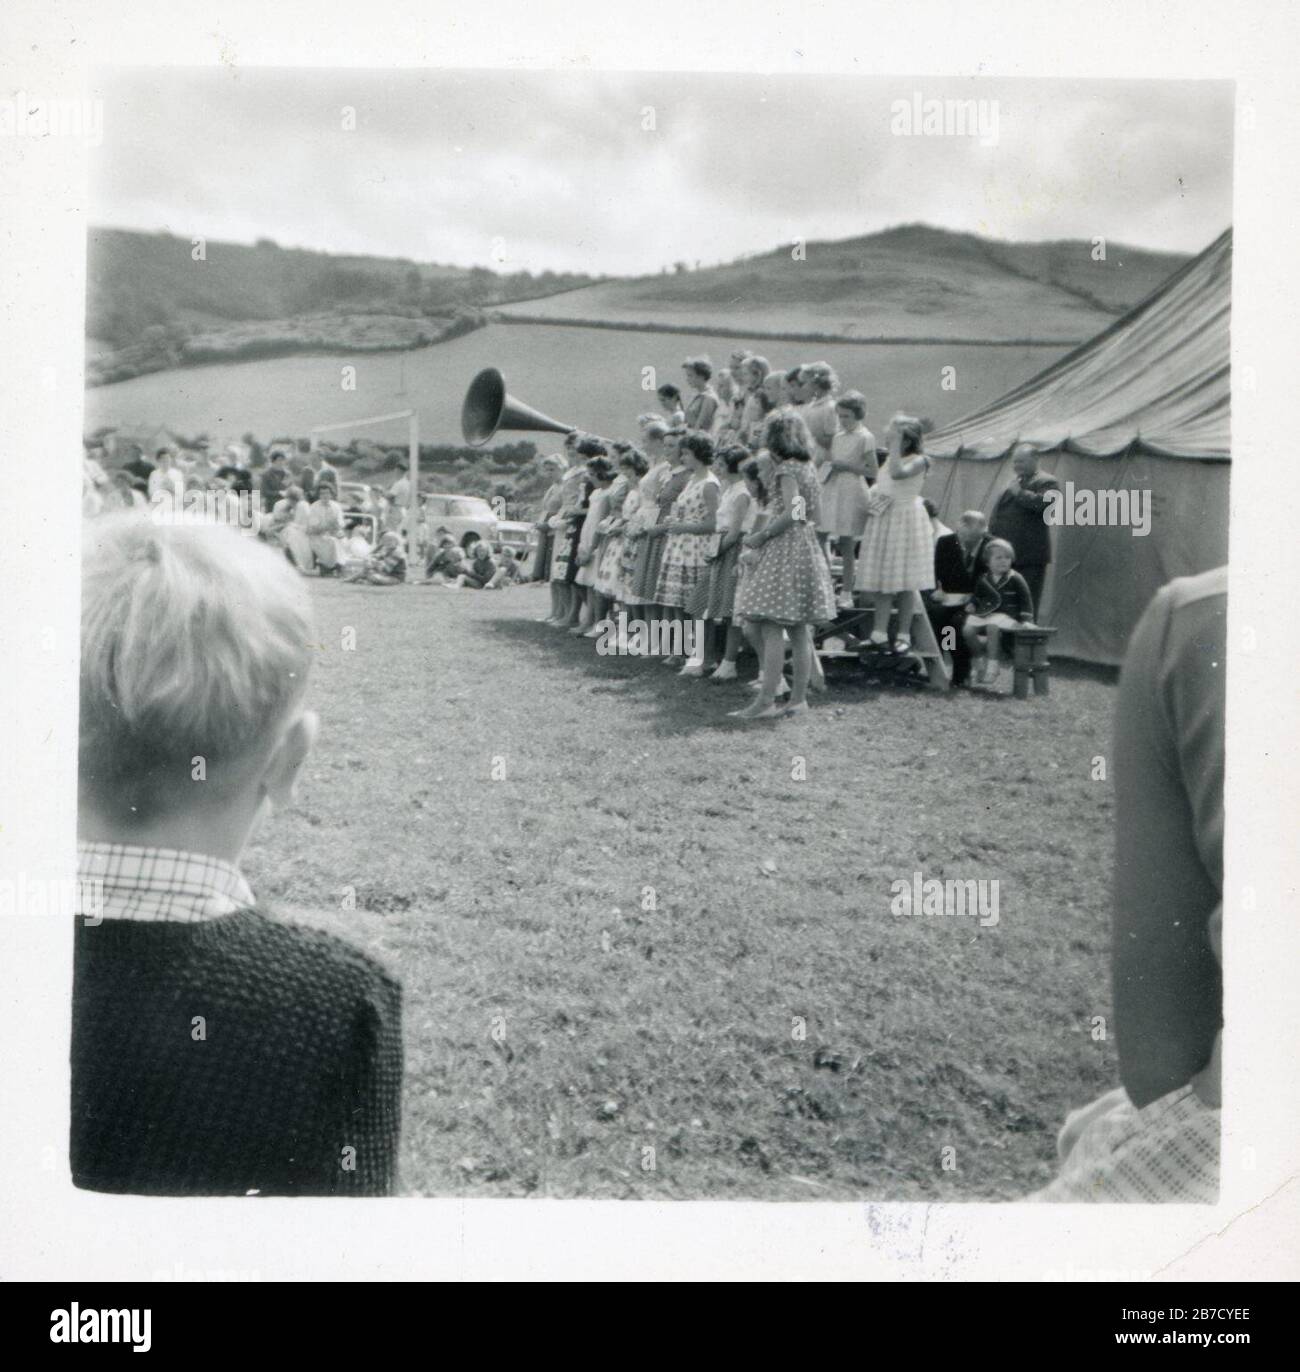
[653,432,720,672]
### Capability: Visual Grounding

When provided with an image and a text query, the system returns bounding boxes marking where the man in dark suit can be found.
[927,511,991,686]
[988,443,1061,618]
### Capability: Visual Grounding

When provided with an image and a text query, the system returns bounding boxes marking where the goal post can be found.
[308,408,420,580]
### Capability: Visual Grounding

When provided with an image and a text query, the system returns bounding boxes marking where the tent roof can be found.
[927,229,1231,463]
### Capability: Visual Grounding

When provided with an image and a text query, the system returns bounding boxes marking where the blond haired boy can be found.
[74,516,403,1195]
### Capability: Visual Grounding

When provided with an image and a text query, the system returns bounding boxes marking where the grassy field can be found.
[83,322,1068,455]
[243,578,1120,1200]
[496,224,1187,342]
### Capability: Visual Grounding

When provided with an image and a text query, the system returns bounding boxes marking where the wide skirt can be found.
[594,533,624,597]
[549,523,574,584]
[734,523,836,626]
[818,472,870,539]
[655,531,712,609]
[576,531,606,588]
[855,498,935,593]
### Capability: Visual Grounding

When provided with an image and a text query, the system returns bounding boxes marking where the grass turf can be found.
[245,578,1120,1199]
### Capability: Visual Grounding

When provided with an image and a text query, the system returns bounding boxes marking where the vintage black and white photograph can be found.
[3,0,1297,1292]
[69,64,1233,1204]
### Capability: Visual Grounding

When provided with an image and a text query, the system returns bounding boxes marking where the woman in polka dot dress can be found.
[731,414,836,720]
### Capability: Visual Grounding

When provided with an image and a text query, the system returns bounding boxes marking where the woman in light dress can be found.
[738,354,773,447]
[854,414,935,653]
[620,423,668,619]
[681,357,720,434]
[817,390,878,608]
[699,443,753,679]
[799,362,840,473]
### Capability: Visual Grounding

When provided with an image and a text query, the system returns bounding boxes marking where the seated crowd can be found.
[82,439,526,591]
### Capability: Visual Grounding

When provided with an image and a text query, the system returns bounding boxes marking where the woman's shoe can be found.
[780,701,811,717]
[709,661,738,681]
[728,702,782,721]
[678,662,706,677]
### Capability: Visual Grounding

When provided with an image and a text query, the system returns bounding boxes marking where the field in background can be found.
[84,321,1069,452]
[246,580,1119,1199]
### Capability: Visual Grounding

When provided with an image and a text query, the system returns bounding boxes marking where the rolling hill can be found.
[495,224,1189,344]
[85,228,603,383]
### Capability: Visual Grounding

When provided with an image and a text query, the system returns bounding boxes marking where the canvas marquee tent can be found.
[925,228,1231,665]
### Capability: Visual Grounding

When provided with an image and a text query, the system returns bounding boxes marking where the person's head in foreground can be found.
[80,516,318,862]
[74,515,402,1197]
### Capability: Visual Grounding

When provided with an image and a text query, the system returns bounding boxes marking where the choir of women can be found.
[531,350,1035,718]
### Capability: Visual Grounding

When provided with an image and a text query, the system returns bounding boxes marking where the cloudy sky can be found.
[90,69,1233,275]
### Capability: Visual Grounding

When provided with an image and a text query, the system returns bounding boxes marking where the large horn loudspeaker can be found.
[461,367,575,447]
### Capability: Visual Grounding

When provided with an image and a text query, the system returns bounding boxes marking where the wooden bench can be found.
[1008,625,1057,699]
[815,603,951,689]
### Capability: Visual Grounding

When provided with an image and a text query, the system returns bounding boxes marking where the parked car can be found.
[420,493,499,549]
[495,519,539,562]
[337,481,374,512]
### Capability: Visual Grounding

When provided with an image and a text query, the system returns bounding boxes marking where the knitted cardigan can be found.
[71,909,403,1196]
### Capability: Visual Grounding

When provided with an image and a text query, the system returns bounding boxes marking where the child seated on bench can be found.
[962,537,1035,683]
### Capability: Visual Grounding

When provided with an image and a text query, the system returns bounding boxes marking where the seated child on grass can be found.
[449,539,501,590]
[423,534,466,584]
[344,529,407,585]
[74,515,404,1195]
[962,537,1035,683]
